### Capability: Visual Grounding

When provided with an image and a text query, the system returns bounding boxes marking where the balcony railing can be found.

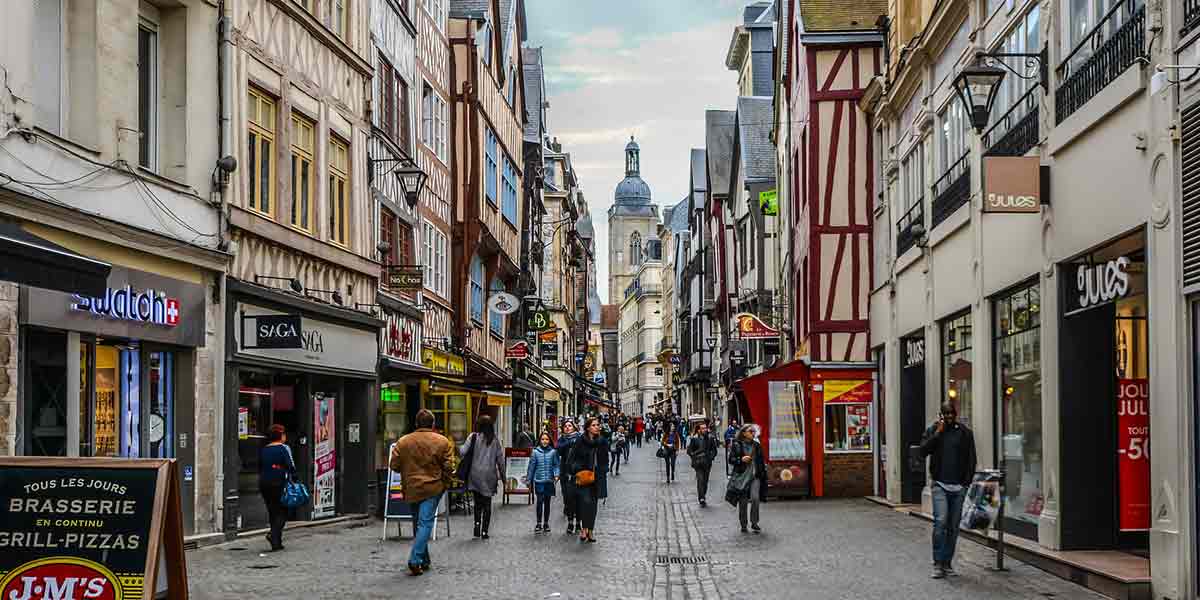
[1055,0,1145,125]
[931,153,971,228]
[1183,0,1200,36]
[896,200,925,257]
[983,86,1040,157]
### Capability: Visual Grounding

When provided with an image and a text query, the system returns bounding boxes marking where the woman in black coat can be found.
[566,416,608,543]
[728,424,768,534]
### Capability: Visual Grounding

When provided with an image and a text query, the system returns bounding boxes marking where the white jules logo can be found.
[71,285,180,327]
[986,193,1038,211]
[1076,256,1130,311]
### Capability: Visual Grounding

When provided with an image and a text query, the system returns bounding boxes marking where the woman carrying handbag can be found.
[259,424,297,552]
[566,417,608,543]
[460,415,505,539]
[727,424,767,534]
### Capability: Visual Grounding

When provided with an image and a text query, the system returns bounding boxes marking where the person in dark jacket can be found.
[460,415,505,539]
[686,422,720,506]
[660,422,682,482]
[920,402,977,579]
[259,424,296,552]
[526,431,560,534]
[556,420,582,534]
[566,416,608,543]
[728,424,767,533]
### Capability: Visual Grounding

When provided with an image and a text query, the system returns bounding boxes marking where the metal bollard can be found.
[989,468,1008,572]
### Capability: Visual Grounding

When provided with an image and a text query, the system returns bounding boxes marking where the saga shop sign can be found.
[0,458,188,600]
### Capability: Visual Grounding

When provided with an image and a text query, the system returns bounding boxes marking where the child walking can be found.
[526,431,560,533]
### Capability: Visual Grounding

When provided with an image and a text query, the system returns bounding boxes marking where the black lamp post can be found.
[368,153,427,208]
[951,62,1007,133]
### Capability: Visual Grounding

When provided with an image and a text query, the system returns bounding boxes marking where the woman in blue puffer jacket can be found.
[526,431,560,534]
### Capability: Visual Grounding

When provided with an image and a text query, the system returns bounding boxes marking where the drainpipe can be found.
[216,0,235,538]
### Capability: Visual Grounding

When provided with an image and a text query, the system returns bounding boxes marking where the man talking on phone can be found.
[920,402,976,580]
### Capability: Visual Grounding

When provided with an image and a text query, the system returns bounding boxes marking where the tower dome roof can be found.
[614,135,651,206]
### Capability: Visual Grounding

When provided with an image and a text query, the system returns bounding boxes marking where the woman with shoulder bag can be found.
[566,417,608,543]
[659,422,682,483]
[556,420,582,533]
[727,424,767,533]
[259,424,296,552]
[460,415,505,539]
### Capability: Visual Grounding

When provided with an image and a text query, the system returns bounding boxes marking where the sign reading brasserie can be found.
[982,156,1042,214]
[0,458,187,599]
[735,313,779,339]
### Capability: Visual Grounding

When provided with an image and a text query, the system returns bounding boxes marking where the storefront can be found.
[1057,229,1148,550]
[376,302,426,511]
[224,281,380,531]
[20,264,208,532]
[898,332,927,504]
[419,345,472,443]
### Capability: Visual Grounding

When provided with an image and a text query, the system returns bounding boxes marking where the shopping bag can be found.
[959,473,1001,531]
[281,477,311,509]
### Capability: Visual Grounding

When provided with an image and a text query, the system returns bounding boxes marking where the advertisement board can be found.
[502,448,532,504]
[313,393,337,519]
[1117,378,1149,531]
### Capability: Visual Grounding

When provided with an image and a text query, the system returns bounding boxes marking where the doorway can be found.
[899,335,926,505]
[236,370,303,529]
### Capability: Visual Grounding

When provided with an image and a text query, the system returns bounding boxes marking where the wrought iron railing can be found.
[896,200,925,256]
[931,153,971,228]
[1183,0,1200,36]
[1055,0,1145,124]
[983,86,1040,157]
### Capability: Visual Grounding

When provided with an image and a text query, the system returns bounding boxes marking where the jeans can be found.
[931,484,966,566]
[259,480,287,549]
[738,479,761,528]
[611,452,622,475]
[408,493,442,567]
[535,491,552,524]
[472,491,493,534]
[695,465,711,501]
[662,449,677,481]
[623,442,630,462]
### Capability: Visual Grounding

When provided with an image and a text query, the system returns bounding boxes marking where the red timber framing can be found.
[793,40,880,364]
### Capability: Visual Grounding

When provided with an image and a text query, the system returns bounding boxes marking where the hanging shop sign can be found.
[668,354,681,365]
[488,292,521,316]
[735,313,779,339]
[234,303,377,376]
[506,341,531,360]
[982,156,1045,213]
[527,308,553,332]
[486,392,513,407]
[1063,255,1133,316]
[241,313,303,349]
[23,266,207,347]
[0,457,188,600]
[1117,378,1150,531]
[593,371,606,385]
[902,336,926,368]
[422,347,465,375]
[538,330,558,343]
[540,341,559,362]
[759,189,779,216]
[385,265,424,292]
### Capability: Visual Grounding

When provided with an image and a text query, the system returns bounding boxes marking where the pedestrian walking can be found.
[921,402,977,579]
[658,422,682,483]
[634,417,645,448]
[686,421,719,506]
[258,424,295,552]
[566,416,608,544]
[727,424,767,533]
[723,420,739,475]
[460,414,505,539]
[556,420,582,534]
[609,426,627,476]
[526,431,560,534]
[389,409,457,576]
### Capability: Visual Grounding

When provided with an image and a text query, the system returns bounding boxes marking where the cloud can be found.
[528,4,741,302]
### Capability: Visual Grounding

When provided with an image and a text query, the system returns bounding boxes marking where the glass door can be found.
[146,350,175,458]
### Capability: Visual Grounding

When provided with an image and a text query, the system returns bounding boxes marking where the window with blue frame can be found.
[502,156,518,225]
[470,255,484,323]
[485,127,498,206]
[488,278,505,335]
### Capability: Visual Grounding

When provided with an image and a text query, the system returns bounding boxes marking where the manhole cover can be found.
[654,555,709,565]
[247,564,278,570]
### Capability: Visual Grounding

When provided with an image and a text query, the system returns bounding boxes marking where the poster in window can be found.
[313,393,337,519]
[767,381,805,461]
[1117,378,1149,531]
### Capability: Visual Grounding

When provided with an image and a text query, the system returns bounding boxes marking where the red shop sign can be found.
[1117,378,1150,532]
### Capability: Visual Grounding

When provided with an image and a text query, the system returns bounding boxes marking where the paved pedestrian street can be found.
[187,445,1103,600]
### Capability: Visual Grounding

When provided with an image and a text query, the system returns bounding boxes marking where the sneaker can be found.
[543,523,551,534]
[740,525,748,533]
[943,564,956,577]
[699,499,707,507]
[407,564,424,577]
[421,561,432,572]
[931,566,946,579]
[534,524,543,533]
[751,524,761,533]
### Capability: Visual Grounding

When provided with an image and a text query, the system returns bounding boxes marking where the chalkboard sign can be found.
[0,458,188,599]
[382,457,412,520]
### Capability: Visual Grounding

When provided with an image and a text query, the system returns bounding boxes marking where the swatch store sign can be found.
[23,266,206,347]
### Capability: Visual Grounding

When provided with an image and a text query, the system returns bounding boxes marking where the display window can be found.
[379,384,409,466]
[994,281,1044,534]
[424,391,470,442]
[825,403,871,451]
[940,311,973,428]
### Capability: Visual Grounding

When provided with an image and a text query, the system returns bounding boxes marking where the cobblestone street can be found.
[188,445,1106,599]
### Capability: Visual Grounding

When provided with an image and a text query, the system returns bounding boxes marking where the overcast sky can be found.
[526,0,742,303]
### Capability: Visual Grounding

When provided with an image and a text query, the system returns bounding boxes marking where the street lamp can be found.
[368,153,428,208]
[951,62,1007,133]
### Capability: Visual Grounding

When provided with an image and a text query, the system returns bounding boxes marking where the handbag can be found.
[656,447,667,459]
[280,474,310,509]
[574,444,597,487]
[455,433,476,485]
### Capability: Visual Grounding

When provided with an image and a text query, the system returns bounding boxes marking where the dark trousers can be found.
[260,480,287,549]
[695,465,711,501]
[610,451,622,475]
[623,442,630,462]
[663,449,677,481]
[575,485,598,530]
[635,433,643,447]
[535,492,553,524]
[472,491,493,534]
[561,479,577,519]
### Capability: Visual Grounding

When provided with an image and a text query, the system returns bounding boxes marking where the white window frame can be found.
[137,20,160,172]
[423,0,446,32]
[422,83,448,163]
[422,220,448,298]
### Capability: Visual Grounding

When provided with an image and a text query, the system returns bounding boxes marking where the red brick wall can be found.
[822,452,873,497]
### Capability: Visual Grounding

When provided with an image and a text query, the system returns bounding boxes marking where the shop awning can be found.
[0,219,110,296]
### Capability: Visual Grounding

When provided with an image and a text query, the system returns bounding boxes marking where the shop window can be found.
[768,381,806,461]
[25,329,68,456]
[146,351,175,458]
[425,392,469,443]
[994,280,1044,532]
[940,311,973,427]
[824,403,871,452]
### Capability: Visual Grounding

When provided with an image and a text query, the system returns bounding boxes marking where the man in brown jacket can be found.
[389,409,457,576]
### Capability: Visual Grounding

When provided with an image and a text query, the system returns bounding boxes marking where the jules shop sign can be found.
[1063,255,1136,316]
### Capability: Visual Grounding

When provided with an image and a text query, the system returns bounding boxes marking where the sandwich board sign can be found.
[381,443,448,540]
[0,457,189,599]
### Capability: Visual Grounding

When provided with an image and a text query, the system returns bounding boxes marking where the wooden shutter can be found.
[1184,101,1200,288]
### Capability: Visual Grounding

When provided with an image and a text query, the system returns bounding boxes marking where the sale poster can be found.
[767,382,805,461]
[313,393,337,519]
[1117,378,1149,531]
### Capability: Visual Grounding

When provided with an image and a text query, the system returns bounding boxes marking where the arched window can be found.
[488,278,505,335]
[629,232,642,266]
[469,255,484,323]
